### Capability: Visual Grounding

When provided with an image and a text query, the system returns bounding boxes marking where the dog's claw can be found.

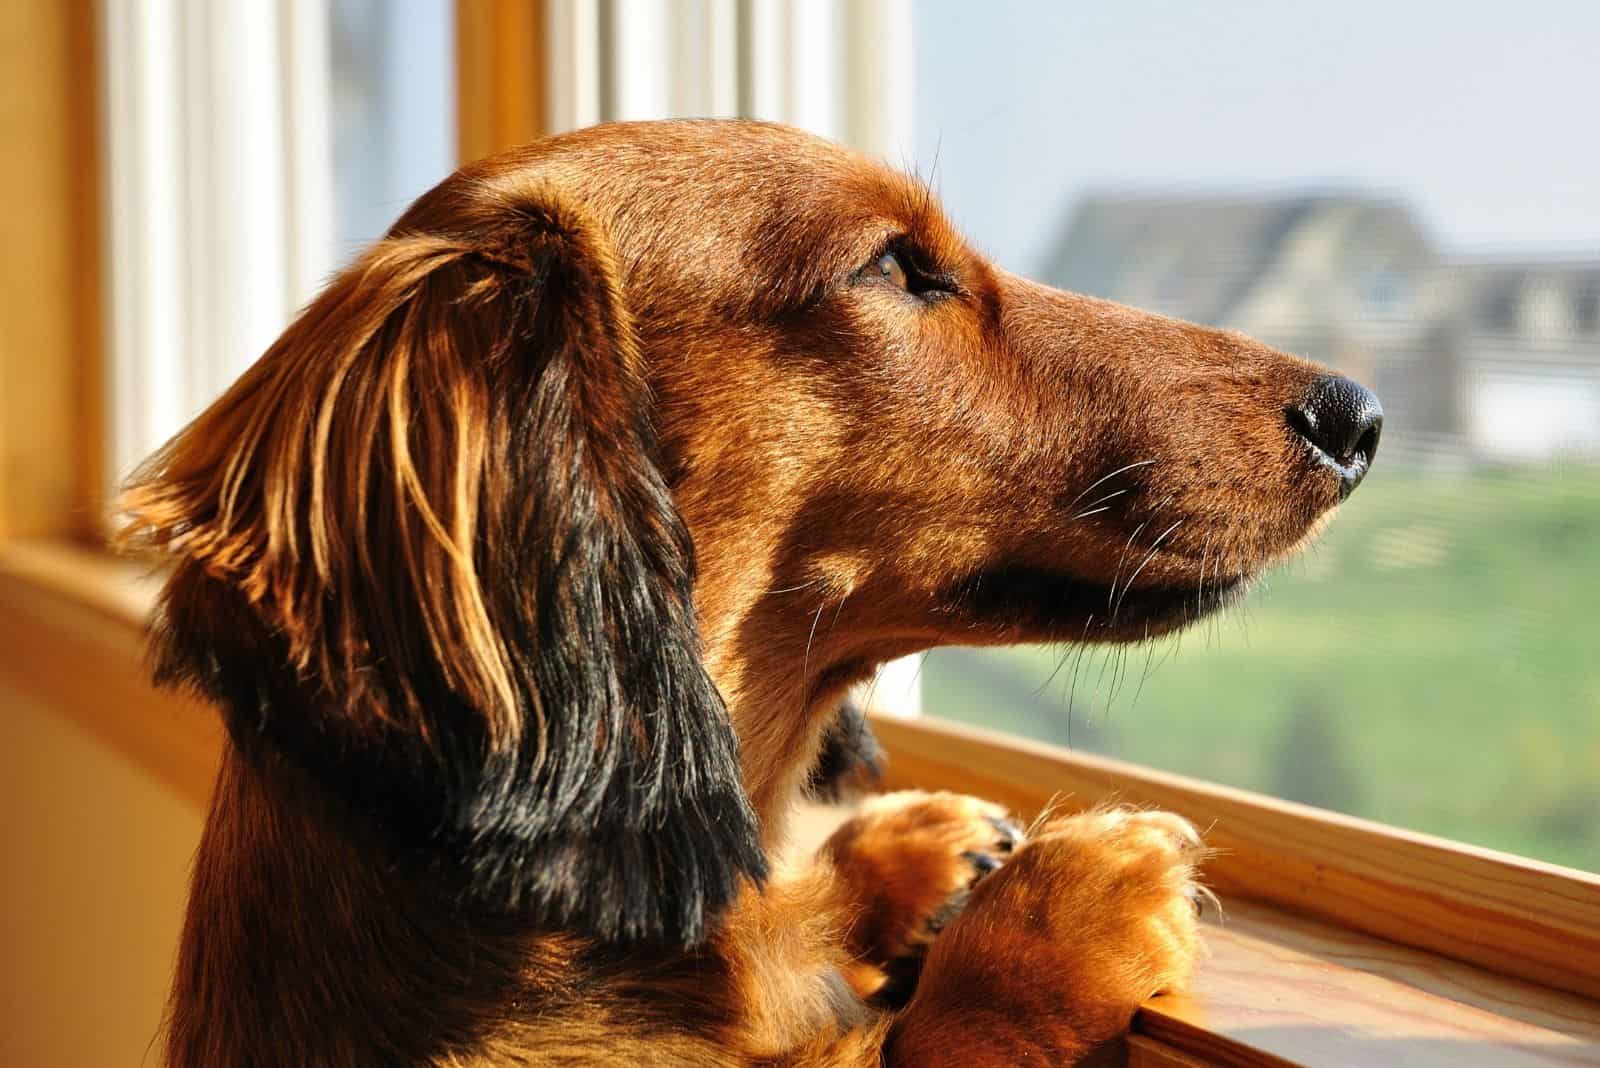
[963,849,1002,876]
[1188,882,1220,919]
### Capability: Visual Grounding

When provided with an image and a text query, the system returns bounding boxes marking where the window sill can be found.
[0,538,219,807]
[869,715,1600,1064]
[1135,899,1600,1066]
[3,538,1598,1066]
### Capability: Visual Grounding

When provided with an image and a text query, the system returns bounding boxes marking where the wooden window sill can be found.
[3,538,1598,1066]
[0,538,219,807]
[1133,899,1600,1066]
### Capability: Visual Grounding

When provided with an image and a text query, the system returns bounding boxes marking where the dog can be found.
[120,119,1380,1066]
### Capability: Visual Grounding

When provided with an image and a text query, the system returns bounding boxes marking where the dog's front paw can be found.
[1019,806,1208,999]
[822,790,1021,1003]
[888,806,1208,1065]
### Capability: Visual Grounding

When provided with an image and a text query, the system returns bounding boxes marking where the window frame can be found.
[2,3,1597,1064]
[0,0,104,545]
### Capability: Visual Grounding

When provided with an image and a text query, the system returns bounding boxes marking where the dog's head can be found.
[121,120,1377,947]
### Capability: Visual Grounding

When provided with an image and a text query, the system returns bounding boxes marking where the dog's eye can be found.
[874,251,910,291]
[859,244,955,301]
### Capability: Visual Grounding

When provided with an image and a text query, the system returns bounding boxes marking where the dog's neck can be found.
[697,563,919,843]
[710,651,869,843]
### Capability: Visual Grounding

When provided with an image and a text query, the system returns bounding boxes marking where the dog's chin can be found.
[942,564,1251,645]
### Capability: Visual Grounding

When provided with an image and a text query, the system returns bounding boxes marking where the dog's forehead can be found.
[519,120,952,290]
[541,119,907,215]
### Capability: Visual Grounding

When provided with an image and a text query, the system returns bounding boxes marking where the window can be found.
[329,0,456,258]
[910,1,1600,873]
[101,0,456,489]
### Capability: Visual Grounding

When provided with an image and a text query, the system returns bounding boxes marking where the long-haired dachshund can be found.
[121,120,1380,1066]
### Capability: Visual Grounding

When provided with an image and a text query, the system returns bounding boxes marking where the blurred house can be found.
[1044,193,1600,467]
[1451,261,1600,462]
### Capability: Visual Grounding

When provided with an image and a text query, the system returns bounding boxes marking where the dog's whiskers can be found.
[763,578,824,597]
[1063,459,1156,514]
[1129,634,1158,710]
[1071,487,1132,521]
[1196,533,1215,619]
[1106,644,1131,711]
[1209,547,1230,647]
[828,589,852,634]
[801,602,828,685]
[1066,614,1096,744]
[1034,642,1075,702]
[1112,519,1185,624]
[1092,640,1117,696]
[799,588,854,700]
[1109,516,1153,612]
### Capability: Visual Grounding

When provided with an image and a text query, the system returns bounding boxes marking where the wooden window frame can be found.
[870,714,1600,1003]
[3,3,1597,1064]
[0,0,105,546]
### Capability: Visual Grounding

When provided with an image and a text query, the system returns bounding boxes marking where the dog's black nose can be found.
[1286,375,1383,498]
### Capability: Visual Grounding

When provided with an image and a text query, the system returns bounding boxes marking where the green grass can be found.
[922,462,1600,871]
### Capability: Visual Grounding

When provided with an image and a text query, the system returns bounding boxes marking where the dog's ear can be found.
[118,188,766,945]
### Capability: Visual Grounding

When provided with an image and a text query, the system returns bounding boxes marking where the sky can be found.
[912,0,1600,276]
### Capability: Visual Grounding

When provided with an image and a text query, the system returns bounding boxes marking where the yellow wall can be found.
[0,687,202,1066]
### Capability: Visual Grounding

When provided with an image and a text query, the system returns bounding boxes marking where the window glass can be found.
[100,0,455,484]
[912,1,1600,871]
[328,0,455,260]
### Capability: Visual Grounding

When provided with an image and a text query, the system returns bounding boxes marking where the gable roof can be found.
[1044,192,1430,328]
[1454,259,1600,336]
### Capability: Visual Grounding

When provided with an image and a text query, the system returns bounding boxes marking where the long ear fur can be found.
[119,188,765,945]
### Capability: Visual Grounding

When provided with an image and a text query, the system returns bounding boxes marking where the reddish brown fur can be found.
[122,121,1362,1066]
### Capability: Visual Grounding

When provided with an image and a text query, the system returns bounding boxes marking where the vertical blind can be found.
[102,0,337,487]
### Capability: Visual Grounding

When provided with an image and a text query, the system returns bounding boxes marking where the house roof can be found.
[1453,259,1600,336]
[1043,191,1431,328]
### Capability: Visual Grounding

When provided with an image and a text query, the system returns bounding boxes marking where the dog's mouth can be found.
[939,563,1251,644]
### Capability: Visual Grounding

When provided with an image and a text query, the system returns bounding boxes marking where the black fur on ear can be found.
[119,182,766,946]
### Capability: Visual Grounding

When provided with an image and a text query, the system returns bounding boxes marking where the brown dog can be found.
[121,120,1380,1066]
